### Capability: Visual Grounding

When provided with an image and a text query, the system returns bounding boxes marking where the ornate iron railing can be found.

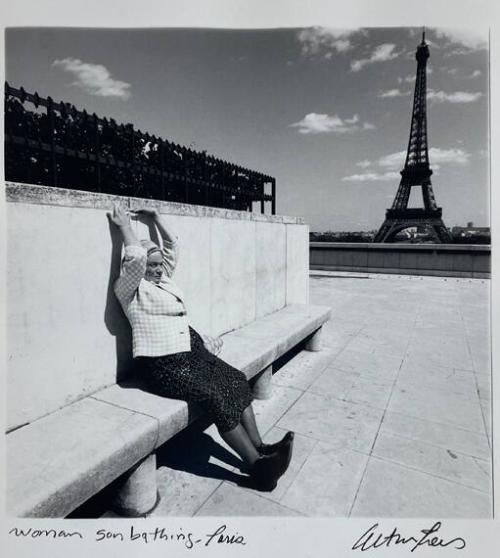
[4,82,276,213]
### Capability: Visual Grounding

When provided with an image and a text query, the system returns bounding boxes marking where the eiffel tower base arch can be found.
[374,212,451,243]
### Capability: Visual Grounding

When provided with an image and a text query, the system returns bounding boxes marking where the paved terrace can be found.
[97,272,492,518]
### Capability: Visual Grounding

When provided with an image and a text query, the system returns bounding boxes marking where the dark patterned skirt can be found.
[137,327,253,433]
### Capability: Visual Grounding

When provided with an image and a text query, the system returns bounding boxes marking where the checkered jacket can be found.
[114,238,191,357]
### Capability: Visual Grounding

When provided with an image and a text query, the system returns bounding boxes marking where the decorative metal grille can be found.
[4,82,276,213]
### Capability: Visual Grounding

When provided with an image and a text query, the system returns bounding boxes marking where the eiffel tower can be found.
[374,31,451,243]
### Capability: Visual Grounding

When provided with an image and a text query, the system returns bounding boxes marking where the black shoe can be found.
[250,446,290,492]
[258,431,294,456]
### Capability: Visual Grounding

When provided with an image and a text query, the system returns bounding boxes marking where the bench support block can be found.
[305,327,323,352]
[253,365,273,399]
[111,454,159,517]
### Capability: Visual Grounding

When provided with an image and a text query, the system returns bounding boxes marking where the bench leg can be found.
[305,327,323,352]
[252,365,273,400]
[111,454,159,517]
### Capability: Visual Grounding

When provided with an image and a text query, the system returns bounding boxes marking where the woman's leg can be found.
[220,423,260,465]
[240,404,263,448]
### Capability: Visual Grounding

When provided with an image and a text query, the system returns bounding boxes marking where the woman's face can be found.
[145,251,163,284]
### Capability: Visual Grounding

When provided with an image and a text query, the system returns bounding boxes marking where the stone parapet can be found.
[310,242,490,278]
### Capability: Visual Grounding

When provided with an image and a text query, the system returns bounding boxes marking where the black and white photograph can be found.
[2,0,498,556]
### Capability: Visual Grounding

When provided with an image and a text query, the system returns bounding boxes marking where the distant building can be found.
[451,223,490,236]
[310,231,374,243]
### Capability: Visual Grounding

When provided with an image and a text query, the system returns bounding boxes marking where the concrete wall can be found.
[6,183,309,431]
[310,242,490,278]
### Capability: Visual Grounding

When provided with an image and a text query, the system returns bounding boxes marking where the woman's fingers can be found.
[213,336,223,355]
[131,208,158,217]
[108,204,130,226]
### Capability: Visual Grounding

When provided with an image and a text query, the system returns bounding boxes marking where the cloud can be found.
[351,43,399,72]
[428,147,470,165]
[52,58,131,98]
[434,27,488,51]
[343,146,470,182]
[447,68,458,75]
[378,151,406,170]
[297,27,358,57]
[342,171,400,182]
[290,112,374,134]
[398,74,416,84]
[467,70,482,78]
[379,147,470,170]
[427,89,482,103]
[378,88,411,98]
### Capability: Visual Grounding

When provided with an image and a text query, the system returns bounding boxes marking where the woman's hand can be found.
[131,207,159,218]
[201,334,223,356]
[107,204,131,228]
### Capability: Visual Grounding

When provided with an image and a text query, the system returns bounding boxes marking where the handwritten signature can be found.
[352,521,466,552]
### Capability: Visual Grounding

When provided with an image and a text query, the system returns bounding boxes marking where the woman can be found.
[109,204,293,491]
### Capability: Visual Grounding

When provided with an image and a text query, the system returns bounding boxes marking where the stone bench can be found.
[7,303,330,518]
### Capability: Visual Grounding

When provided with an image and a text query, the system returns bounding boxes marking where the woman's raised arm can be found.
[109,204,146,304]
[132,208,178,277]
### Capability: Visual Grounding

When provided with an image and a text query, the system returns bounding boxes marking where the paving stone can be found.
[307,367,360,400]
[405,345,474,371]
[344,333,408,360]
[330,348,403,379]
[394,380,479,406]
[308,367,394,410]
[151,468,223,517]
[380,411,491,460]
[252,384,304,435]
[272,349,338,391]
[372,432,491,493]
[387,385,486,433]
[195,482,302,516]
[396,363,478,401]
[351,457,492,518]
[280,442,369,516]
[276,391,384,453]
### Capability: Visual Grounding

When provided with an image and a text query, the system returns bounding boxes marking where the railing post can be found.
[271,178,276,215]
[204,156,209,206]
[130,125,136,197]
[183,148,189,204]
[160,138,165,201]
[47,96,58,188]
[260,178,265,214]
[224,162,228,209]
[93,113,101,192]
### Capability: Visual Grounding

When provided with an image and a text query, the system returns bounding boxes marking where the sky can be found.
[5,26,489,231]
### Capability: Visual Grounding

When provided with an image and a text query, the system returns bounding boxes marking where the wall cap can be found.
[310,241,491,253]
[6,182,304,225]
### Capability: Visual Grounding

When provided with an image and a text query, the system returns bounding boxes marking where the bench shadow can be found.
[126,381,251,484]
[115,377,251,487]
[155,419,249,486]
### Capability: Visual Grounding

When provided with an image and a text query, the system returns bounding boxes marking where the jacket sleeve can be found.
[161,237,179,278]
[114,245,147,306]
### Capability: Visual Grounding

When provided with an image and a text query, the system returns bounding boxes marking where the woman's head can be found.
[140,239,163,284]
